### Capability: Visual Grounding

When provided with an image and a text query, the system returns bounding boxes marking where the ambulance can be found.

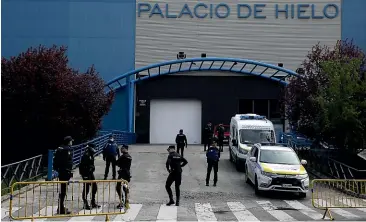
[229,114,275,171]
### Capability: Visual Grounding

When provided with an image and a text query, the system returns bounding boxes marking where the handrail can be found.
[1,154,44,195]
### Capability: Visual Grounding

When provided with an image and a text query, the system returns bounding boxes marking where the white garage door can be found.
[150,99,202,144]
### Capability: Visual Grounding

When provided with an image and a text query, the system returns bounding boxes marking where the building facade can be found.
[2,0,366,144]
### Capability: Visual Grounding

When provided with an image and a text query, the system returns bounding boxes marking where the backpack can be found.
[207,148,219,161]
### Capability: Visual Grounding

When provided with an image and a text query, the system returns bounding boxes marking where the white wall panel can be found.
[136,0,341,72]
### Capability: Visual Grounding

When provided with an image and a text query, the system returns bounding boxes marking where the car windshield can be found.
[259,150,300,165]
[239,129,274,144]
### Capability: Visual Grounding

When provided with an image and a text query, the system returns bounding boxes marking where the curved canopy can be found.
[105,57,299,91]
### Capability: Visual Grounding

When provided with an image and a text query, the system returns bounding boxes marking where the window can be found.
[254,99,269,117]
[238,99,253,113]
[259,150,300,165]
[270,99,282,119]
[254,148,259,158]
[250,147,256,156]
[239,129,275,144]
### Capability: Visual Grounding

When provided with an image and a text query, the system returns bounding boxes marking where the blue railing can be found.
[47,130,135,181]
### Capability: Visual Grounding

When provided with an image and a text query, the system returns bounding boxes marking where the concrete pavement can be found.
[2,145,366,221]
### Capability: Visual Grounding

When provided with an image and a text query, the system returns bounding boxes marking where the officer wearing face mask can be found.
[175,129,187,157]
[103,135,120,180]
[116,144,132,209]
[165,145,188,206]
[79,143,101,210]
[53,136,74,215]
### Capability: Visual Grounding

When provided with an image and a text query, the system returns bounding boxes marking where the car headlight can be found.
[239,149,248,154]
[296,173,309,179]
[262,171,277,178]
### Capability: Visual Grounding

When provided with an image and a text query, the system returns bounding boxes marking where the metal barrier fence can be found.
[47,131,135,180]
[10,179,130,221]
[1,155,45,195]
[311,179,366,220]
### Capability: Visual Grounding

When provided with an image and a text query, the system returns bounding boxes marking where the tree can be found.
[282,40,366,152]
[1,45,115,164]
[315,59,366,153]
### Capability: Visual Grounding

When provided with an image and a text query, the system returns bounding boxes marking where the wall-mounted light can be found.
[278,63,283,67]
[177,52,186,60]
[201,53,206,58]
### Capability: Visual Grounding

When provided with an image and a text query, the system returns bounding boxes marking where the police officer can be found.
[216,124,225,152]
[203,122,213,151]
[103,135,120,180]
[116,144,132,209]
[53,136,74,215]
[165,145,188,206]
[206,139,220,187]
[79,143,101,210]
[175,129,187,157]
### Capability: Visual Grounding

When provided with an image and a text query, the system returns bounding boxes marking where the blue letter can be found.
[179,4,193,18]
[237,4,251,18]
[275,4,288,19]
[210,4,214,18]
[150,3,164,18]
[138,3,151,17]
[194,3,208,18]
[323,3,339,19]
[311,4,323,19]
[291,4,295,18]
[297,4,310,19]
[215,3,230,18]
[254,4,266,19]
[166,4,177,18]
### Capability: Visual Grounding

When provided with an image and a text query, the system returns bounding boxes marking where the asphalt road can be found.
[2,145,366,221]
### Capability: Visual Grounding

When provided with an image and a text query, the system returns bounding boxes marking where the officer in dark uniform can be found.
[206,139,220,187]
[116,144,132,209]
[165,145,188,206]
[175,129,187,157]
[203,122,213,151]
[79,143,101,210]
[103,135,120,180]
[216,124,225,152]
[53,136,74,215]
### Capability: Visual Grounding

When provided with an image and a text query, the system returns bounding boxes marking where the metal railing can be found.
[1,155,45,195]
[47,131,135,180]
[311,179,366,220]
[283,132,366,180]
[10,179,130,221]
[2,130,135,196]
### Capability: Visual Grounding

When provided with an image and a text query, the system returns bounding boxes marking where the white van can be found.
[229,114,275,171]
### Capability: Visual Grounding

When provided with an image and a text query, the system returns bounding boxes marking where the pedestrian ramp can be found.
[2,199,366,221]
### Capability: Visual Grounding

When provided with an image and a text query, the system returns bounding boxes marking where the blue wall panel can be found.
[341,0,366,52]
[102,88,129,131]
[2,0,136,131]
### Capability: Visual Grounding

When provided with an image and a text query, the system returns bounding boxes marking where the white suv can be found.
[245,143,309,198]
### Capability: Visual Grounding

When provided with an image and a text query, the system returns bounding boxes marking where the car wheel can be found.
[299,192,306,198]
[254,175,261,195]
[245,167,250,184]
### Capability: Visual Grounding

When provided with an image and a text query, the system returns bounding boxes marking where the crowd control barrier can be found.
[311,179,366,220]
[9,179,130,221]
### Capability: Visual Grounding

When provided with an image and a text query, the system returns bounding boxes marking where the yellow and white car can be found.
[245,143,309,198]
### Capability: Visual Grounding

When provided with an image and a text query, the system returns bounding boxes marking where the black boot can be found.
[57,205,71,214]
[83,200,92,210]
[166,196,175,206]
[91,199,101,208]
[176,196,180,206]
